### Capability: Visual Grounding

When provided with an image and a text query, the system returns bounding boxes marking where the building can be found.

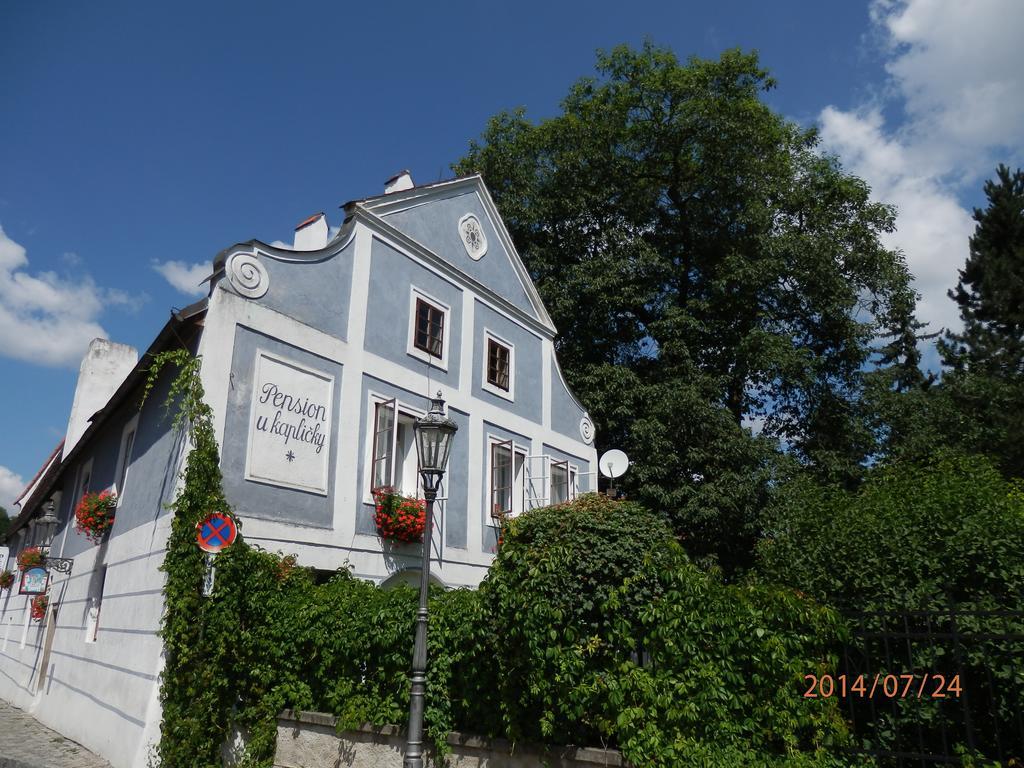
[0,173,597,768]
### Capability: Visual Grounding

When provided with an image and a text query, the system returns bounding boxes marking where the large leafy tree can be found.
[0,506,8,541]
[455,45,916,569]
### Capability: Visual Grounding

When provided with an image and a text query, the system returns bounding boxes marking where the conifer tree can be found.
[942,165,1024,374]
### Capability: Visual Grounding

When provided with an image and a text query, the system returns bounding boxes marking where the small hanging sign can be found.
[19,566,49,595]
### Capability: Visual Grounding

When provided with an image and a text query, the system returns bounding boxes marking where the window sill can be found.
[405,347,448,372]
[481,380,514,402]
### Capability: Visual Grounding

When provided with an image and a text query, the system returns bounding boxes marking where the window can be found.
[482,331,515,400]
[490,439,526,520]
[406,288,451,369]
[491,440,512,518]
[368,397,421,498]
[414,298,444,358]
[77,461,92,499]
[114,417,138,502]
[550,460,570,504]
[370,399,396,491]
[488,340,509,389]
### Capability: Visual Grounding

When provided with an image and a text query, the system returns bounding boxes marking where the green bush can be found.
[481,494,855,766]
[757,452,1024,612]
[757,452,1024,763]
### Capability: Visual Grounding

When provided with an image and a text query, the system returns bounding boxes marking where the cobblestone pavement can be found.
[0,698,112,768]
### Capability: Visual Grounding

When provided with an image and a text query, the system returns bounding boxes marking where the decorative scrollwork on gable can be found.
[458,213,487,260]
[226,252,269,299]
[579,414,595,444]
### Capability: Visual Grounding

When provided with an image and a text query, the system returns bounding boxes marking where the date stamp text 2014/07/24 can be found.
[803,673,962,699]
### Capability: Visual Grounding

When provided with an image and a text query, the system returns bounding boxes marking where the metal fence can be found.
[838,608,1024,766]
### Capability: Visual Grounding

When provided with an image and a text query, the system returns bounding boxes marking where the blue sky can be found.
[1,1,1021,505]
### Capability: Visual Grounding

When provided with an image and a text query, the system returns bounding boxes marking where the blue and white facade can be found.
[0,173,596,767]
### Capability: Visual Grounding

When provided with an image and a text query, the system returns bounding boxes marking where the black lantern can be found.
[38,496,73,574]
[403,391,458,768]
[413,392,458,489]
[37,499,60,549]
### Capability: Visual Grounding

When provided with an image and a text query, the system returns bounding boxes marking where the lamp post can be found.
[403,391,458,768]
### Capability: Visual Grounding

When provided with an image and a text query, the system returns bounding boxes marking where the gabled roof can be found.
[350,174,556,334]
[12,439,64,510]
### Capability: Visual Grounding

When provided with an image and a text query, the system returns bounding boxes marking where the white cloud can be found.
[819,0,1024,346]
[0,465,25,509]
[152,260,209,296]
[0,226,134,368]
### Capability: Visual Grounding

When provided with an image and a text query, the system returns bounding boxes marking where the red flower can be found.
[74,490,117,545]
[30,594,48,622]
[372,489,426,544]
[17,547,44,569]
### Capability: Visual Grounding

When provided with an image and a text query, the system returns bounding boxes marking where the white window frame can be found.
[550,459,570,505]
[481,329,515,402]
[406,286,451,371]
[364,392,426,504]
[78,458,94,497]
[487,436,527,522]
[113,414,139,505]
[73,458,94,517]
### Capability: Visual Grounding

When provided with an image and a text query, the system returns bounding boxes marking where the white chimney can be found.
[63,339,138,460]
[384,170,414,194]
[293,212,329,250]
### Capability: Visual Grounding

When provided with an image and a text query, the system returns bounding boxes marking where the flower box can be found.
[372,487,426,544]
[75,490,118,544]
[17,546,44,570]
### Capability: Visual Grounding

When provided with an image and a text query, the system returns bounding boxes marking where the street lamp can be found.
[37,496,73,574]
[403,391,458,768]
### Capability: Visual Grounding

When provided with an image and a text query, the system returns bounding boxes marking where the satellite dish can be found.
[599,449,630,479]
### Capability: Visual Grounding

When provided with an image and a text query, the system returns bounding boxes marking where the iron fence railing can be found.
[838,608,1024,766]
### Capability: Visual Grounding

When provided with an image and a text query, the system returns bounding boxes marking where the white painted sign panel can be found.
[245,352,334,495]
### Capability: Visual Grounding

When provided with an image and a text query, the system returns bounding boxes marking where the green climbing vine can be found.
[146,350,484,767]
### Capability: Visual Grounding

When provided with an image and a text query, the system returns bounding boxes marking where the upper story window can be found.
[78,461,92,498]
[482,331,515,401]
[414,298,444,358]
[114,416,138,504]
[407,288,450,370]
[487,340,509,390]
[369,397,422,499]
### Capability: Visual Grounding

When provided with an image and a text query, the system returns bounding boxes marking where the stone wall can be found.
[275,710,625,768]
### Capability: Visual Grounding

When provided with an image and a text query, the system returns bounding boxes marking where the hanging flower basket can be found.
[372,487,426,544]
[17,546,44,570]
[30,594,49,622]
[75,490,118,544]
[0,570,14,590]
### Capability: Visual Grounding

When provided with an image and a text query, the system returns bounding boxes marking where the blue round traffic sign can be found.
[196,512,237,554]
